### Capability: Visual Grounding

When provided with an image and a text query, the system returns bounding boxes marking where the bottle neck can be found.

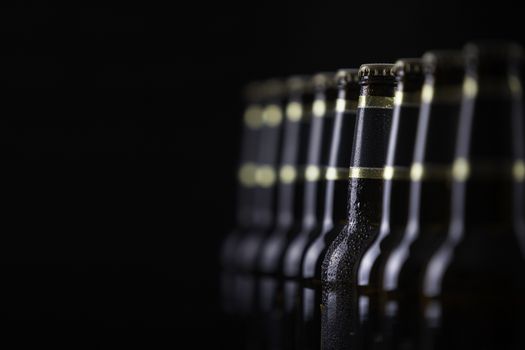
[236,105,263,228]
[452,72,523,229]
[382,81,422,228]
[287,92,314,226]
[275,98,303,228]
[408,76,463,227]
[252,102,284,229]
[348,83,395,227]
[323,88,358,226]
[302,89,337,226]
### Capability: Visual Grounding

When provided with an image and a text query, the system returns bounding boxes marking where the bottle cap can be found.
[464,41,523,70]
[312,72,338,89]
[286,75,314,94]
[335,68,360,87]
[422,50,465,74]
[465,41,523,60]
[358,63,395,79]
[259,79,285,99]
[393,58,424,78]
[243,81,265,102]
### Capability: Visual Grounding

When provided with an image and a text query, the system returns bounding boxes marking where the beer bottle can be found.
[232,79,286,349]
[321,63,396,350]
[299,69,360,350]
[380,51,465,350]
[280,72,337,350]
[220,82,265,316]
[256,75,315,350]
[422,42,525,350]
[356,59,424,350]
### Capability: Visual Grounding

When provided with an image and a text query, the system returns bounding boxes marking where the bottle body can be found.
[300,70,360,350]
[281,74,337,350]
[379,53,465,350]
[357,59,424,350]
[321,65,395,350]
[232,85,286,350]
[422,45,525,349]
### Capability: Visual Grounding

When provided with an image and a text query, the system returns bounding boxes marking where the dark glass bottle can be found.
[221,82,265,314]
[256,76,315,350]
[380,51,465,350]
[422,42,525,350]
[232,79,286,350]
[321,63,396,350]
[356,59,424,350]
[280,72,337,350]
[299,69,360,350]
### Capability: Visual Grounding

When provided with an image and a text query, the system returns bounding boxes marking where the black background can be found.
[0,0,523,345]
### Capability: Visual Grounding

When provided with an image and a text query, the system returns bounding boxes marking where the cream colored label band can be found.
[408,159,525,182]
[421,83,466,104]
[244,104,283,128]
[280,165,350,183]
[514,160,525,182]
[313,100,338,117]
[348,166,412,180]
[241,163,442,186]
[304,166,410,181]
[410,163,452,182]
[262,104,283,127]
[452,158,525,182]
[336,99,358,113]
[286,101,340,121]
[349,167,385,180]
[394,91,422,107]
[421,75,522,105]
[383,166,411,180]
[358,96,395,109]
[238,163,258,187]
[243,105,264,129]
[238,163,276,188]
[421,77,477,105]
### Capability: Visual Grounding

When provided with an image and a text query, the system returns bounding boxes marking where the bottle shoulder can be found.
[302,223,345,278]
[322,225,381,284]
[423,225,525,297]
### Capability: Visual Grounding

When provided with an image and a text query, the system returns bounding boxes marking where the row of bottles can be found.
[221,41,525,350]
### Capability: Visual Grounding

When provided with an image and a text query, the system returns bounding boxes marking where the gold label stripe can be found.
[325,167,350,180]
[336,99,358,113]
[451,158,470,182]
[243,105,264,129]
[358,96,395,109]
[383,166,411,180]
[255,165,277,187]
[349,167,385,179]
[279,165,297,184]
[312,99,327,117]
[394,91,422,107]
[286,102,303,122]
[278,165,350,182]
[452,159,525,182]
[421,84,464,105]
[509,75,523,97]
[262,104,283,127]
[238,163,258,187]
[305,165,322,181]
[410,163,451,182]
[514,160,525,182]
